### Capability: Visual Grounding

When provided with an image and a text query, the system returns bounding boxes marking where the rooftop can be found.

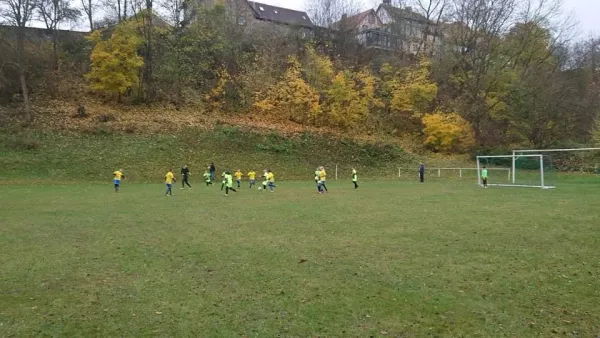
[246,1,313,27]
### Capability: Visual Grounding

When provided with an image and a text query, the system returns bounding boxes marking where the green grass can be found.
[1,179,599,336]
[0,128,415,182]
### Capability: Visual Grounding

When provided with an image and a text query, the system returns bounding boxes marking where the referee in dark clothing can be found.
[419,162,425,183]
[181,165,192,189]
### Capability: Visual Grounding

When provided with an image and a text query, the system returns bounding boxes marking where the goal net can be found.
[476,154,555,189]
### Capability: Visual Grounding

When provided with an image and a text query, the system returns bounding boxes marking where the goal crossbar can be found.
[477,154,555,189]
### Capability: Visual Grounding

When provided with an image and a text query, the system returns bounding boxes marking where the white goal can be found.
[512,147,600,183]
[477,154,555,189]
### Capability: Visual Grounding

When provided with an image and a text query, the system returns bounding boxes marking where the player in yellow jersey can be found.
[234,169,243,188]
[164,169,176,196]
[112,169,125,193]
[247,170,256,188]
[352,168,358,189]
[224,171,237,196]
[318,166,328,193]
[266,169,275,192]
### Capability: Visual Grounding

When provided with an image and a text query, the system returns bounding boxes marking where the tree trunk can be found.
[87,0,94,30]
[16,27,31,121]
[117,0,122,22]
[144,0,154,101]
[52,29,58,70]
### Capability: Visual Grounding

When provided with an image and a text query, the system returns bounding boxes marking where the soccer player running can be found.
[165,169,176,196]
[223,171,237,196]
[314,167,320,192]
[220,171,227,191]
[203,169,213,186]
[481,166,489,188]
[352,168,358,189]
[234,169,243,188]
[247,169,256,188]
[180,164,192,190]
[260,169,268,191]
[112,169,125,193]
[419,162,425,183]
[318,166,328,193]
[267,169,275,192]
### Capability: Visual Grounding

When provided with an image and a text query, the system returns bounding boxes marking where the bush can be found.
[422,112,475,153]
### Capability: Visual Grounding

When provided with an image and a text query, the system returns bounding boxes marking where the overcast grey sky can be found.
[260,0,600,36]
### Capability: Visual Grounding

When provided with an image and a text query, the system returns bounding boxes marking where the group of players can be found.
[110,165,277,196]
[111,165,360,196]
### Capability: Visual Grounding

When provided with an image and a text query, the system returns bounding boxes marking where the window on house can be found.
[274,10,278,14]
[238,16,246,25]
[259,6,265,11]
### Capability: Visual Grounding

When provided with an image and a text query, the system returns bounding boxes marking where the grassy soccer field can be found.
[1,180,599,336]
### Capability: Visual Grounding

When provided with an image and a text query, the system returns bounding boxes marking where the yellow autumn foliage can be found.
[303,45,334,92]
[390,59,438,119]
[206,66,231,111]
[85,22,144,98]
[322,69,382,130]
[422,112,475,153]
[253,57,320,124]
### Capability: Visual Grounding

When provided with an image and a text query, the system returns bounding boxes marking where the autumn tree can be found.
[85,21,144,100]
[302,45,334,92]
[254,57,320,124]
[35,0,81,70]
[80,0,95,30]
[422,112,475,152]
[323,69,381,129]
[0,0,36,120]
[389,59,438,132]
[306,0,362,28]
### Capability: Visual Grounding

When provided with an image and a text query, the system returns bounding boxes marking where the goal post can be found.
[476,154,555,189]
[511,147,600,183]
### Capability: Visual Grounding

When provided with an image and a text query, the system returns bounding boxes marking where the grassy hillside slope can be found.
[1,126,462,183]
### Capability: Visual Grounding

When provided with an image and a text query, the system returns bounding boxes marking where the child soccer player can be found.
[112,169,125,193]
[247,169,256,188]
[481,166,488,188]
[318,166,328,193]
[224,171,237,196]
[234,169,243,188]
[262,169,268,191]
[203,170,212,186]
[180,164,192,190]
[314,167,320,192]
[267,169,275,192]
[220,171,227,191]
[165,169,176,196]
[352,168,358,189]
[419,162,425,183]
